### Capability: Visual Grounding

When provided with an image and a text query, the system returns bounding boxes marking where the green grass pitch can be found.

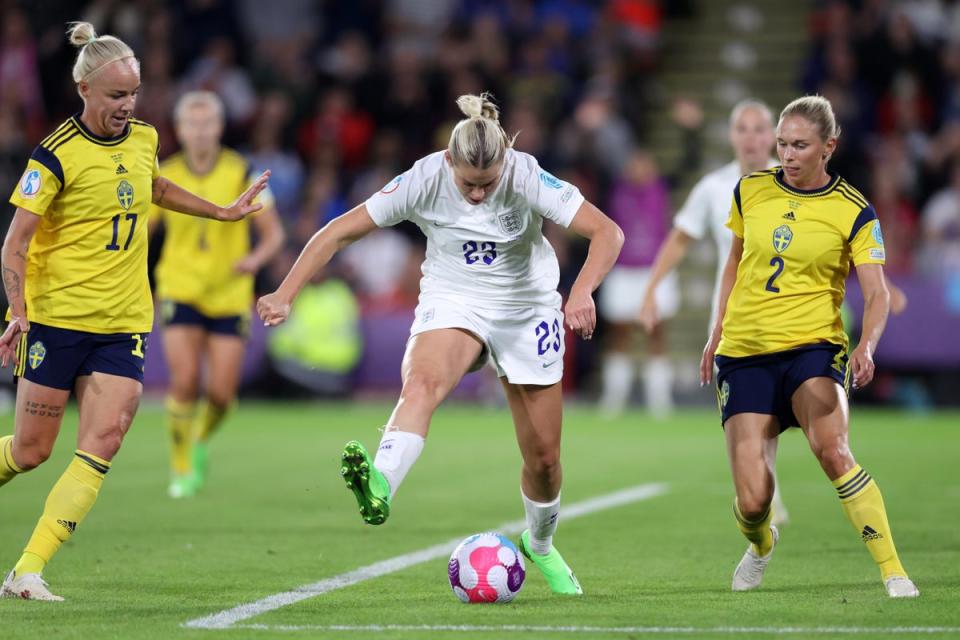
[1,401,957,639]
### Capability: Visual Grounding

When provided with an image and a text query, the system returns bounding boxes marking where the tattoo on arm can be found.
[24,401,64,419]
[2,263,21,299]
[154,178,169,204]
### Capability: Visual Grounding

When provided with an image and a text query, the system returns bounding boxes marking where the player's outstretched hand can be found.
[0,316,29,368]
[233,255,259,274]
[257,291,291,327]
[849,342,875,389]
[637,295,659,334]
[564,289,596,340]
[699,331,720,386]
[219,170,271,221]
[889,283,908,316]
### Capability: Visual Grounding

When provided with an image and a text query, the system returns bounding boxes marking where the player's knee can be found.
[169,379,199,403]
[93,431,125,459]
[815,443,853,477]
[524,446,561,479]
[400,372,447,409]
[206,391,233,411]
[12,440,53,471]
[737,494,772,521]
[97,414,134,457]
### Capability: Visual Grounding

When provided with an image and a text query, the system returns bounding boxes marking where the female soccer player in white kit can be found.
[258,93,623,595]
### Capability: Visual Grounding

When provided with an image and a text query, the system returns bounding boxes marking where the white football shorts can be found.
[409,294,565,385]
[598,266,680,323]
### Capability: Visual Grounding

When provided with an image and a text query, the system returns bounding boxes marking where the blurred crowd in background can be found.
[0,0,956,405]
[806,0,960,279]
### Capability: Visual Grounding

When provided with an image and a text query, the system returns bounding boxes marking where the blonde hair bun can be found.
[66,21,138,83]
[67,22,97,47]
[456,93,500,122]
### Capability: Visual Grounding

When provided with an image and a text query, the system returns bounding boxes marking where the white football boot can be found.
[1,570,64,601]
[732,525,779,591]
[885,575,920,598]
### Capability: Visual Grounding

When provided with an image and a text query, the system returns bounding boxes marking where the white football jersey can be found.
[365,149,585,308]
[672,159,777,322]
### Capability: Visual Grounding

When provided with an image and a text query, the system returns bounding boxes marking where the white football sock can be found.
[599,352,634,415]
[373,427,424,499]
[522,491,560,555]
[643,356,674,418]
[772,473,789,525]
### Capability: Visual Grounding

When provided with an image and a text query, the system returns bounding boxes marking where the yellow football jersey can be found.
[717,168,886,357]
[8,116,159,333]
[151,149,273,317]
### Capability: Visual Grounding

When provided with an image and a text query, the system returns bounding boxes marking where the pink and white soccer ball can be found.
[448,532,525,603]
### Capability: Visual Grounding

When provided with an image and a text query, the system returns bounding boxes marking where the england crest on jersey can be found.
[497,210,523,236]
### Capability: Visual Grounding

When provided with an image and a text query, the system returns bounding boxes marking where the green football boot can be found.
[191,441,209,491]
[340,440,391,525]
[519,529,583,595]
[167,473,197,499]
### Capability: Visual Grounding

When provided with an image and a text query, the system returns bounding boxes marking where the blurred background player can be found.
[637,99,790,524]
[701,95,918,598]
[258,92,624,596]
[0,22,267,601]
[597,148,677,418]
[150,91,284,498]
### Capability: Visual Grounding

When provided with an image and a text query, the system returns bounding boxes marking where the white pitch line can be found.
[231,625,960,635]
[184,482,668,630]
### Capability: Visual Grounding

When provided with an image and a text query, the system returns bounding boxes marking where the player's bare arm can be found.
[258,204,379,326]
[638,227,695,332]
[0,209,41,367]
[700,235,743,385]
[850,262,891,389]
[565,200,624,340]
[234,206,286,274]
[151,170,270,222]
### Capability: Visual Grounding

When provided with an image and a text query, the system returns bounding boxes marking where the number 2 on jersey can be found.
[106,213,138,251]
[765,256,785,293]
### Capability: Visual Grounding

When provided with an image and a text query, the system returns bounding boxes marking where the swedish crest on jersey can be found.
[497,210,524,236]
[772,224,793,253]
[28,341,46,370]
[117,180,134,211]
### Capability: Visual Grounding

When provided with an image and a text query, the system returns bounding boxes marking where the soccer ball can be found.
[447,532,525,603]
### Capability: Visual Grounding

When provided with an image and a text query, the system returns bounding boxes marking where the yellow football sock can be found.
[166,396,195,475]
[833,465,907,580]
[194,400,229,443]
[734,498,774,556]
[14,451,110,575]
[1,435,24,488]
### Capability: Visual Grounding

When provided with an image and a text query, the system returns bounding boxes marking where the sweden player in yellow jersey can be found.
[700,96,918,599]
[151,91,284,498]
[0,22,268,601]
